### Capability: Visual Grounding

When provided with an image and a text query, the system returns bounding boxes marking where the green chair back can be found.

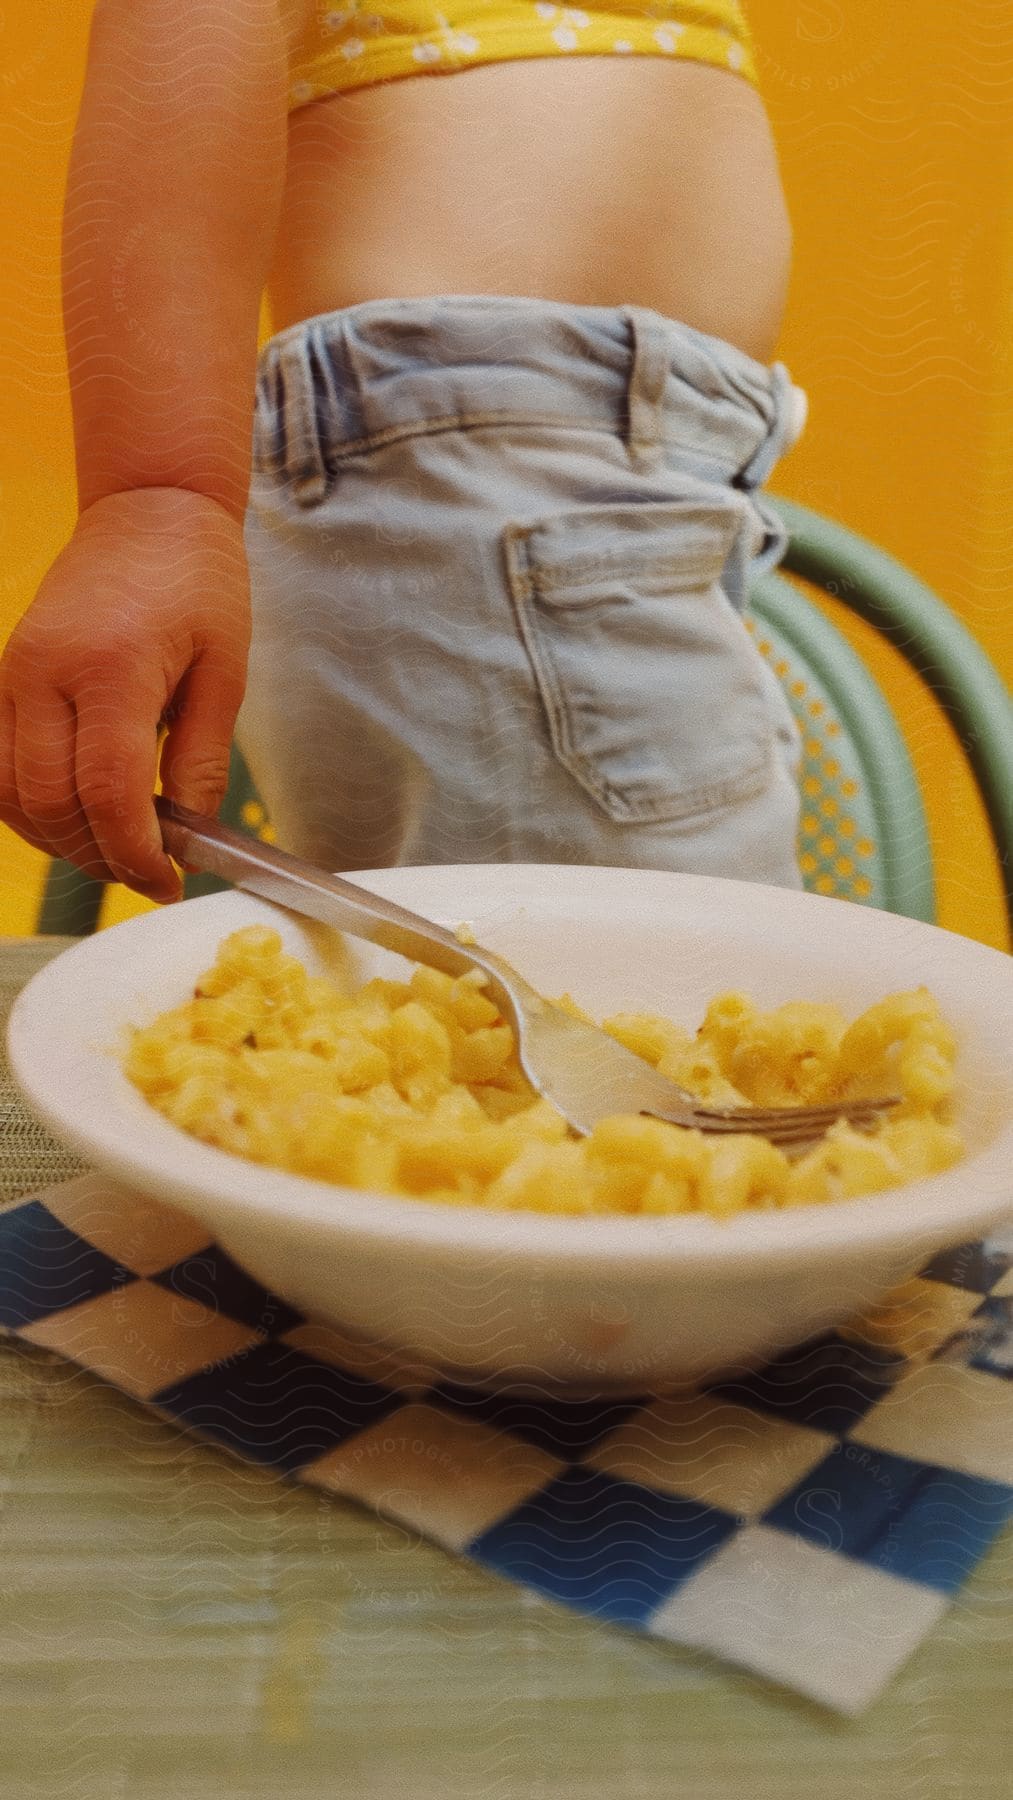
[764,498,1012,935]
[748,574,932,919]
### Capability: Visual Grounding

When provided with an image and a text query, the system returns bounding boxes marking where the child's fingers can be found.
[157,654,242,817]
[12,689,118,881]
[74,692,182,903]
[0,693,62,858]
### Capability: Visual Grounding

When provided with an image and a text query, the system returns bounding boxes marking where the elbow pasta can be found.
[124,926,964,1217]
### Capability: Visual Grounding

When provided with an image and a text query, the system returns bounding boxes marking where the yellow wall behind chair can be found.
[761,2,1012,951]
[1,2,1009,944]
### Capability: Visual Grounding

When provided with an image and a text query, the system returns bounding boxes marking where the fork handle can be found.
[155,797,533,1017]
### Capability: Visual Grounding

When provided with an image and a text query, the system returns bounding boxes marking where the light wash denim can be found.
[240,295,806,883]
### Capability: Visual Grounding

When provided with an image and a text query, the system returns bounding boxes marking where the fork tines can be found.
[650,1095,901,1149]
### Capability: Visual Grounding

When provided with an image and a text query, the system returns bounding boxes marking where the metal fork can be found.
[156,798,898,1151]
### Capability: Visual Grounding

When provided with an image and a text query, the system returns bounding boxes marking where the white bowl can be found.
[8,867,1013,1391]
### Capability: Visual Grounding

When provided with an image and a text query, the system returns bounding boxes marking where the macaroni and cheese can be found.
[124,927,963,1216]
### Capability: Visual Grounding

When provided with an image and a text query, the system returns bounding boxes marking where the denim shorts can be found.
[240,295,806,883]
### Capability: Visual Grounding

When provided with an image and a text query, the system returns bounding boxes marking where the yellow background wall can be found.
[1,3,1010,943]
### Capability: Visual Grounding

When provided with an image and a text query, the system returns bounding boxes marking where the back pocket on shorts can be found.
[502,497,776,825]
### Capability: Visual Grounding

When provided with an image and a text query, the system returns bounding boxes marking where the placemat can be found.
[2,1173,1012,1715]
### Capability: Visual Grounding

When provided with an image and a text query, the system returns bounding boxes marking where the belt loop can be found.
[251,352,284,478]
[624,307,670,472]
[279,329,328,507]
[251,380,269,476]
[736,362,804,492]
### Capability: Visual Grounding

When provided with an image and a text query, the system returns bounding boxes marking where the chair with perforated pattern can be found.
[35,500,1012,936]
[754,498,1012,933]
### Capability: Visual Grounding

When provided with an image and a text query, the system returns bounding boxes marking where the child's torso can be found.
[270,5,791,361]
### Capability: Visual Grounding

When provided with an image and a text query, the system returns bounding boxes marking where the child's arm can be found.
[0,0,288,901]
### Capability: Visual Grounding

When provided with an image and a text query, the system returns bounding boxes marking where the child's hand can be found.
[0,487,250,903]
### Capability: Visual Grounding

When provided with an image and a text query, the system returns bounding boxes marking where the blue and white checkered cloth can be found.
[2,1174,1012,1713]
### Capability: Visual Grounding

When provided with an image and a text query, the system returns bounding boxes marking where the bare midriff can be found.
[268,58,792,363]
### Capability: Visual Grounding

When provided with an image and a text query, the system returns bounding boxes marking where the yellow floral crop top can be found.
[286,2,757,110]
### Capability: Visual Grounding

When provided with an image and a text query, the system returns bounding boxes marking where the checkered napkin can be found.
[3,1175,1013,1714]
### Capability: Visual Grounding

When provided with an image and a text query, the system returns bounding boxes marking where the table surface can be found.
[2,934,1011,1800]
